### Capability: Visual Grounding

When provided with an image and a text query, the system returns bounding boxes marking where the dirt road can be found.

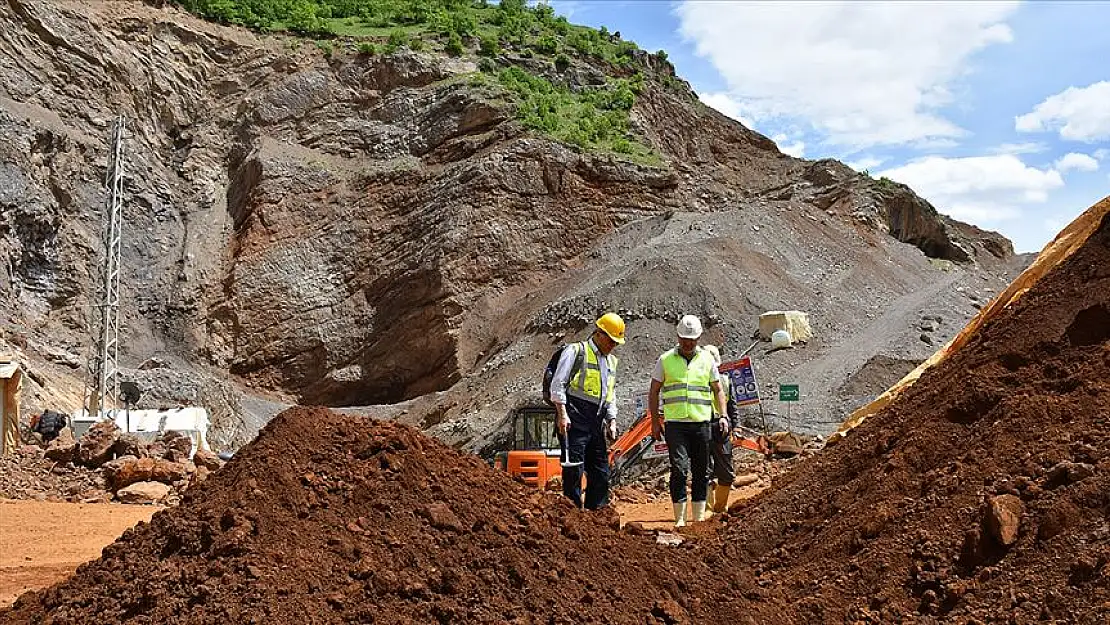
[0,500,159,607]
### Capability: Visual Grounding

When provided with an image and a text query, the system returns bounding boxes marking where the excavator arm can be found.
[607,411,657,484]
[608,413,769,485]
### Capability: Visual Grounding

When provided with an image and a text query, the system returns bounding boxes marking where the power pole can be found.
[83,116,126,420]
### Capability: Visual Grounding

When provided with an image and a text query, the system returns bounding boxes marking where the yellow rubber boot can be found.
[706,481,716,510]
[712,484,731,513]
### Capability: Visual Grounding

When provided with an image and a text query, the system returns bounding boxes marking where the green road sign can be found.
[779,384,800,402]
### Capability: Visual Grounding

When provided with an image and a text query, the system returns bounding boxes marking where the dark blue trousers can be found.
[561,396,610,510]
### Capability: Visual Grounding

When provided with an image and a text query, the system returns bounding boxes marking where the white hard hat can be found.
[676,314,703,339]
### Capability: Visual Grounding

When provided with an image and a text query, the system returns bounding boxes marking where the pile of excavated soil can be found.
[716,206,1110,623]
[1,407,757,624]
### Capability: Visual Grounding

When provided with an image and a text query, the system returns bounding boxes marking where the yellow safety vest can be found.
[567,342,618,405]
[660,347,715,422]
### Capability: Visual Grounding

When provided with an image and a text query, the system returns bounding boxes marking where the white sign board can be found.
[642,441,669,459]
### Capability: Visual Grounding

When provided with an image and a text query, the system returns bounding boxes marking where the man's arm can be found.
[648,378,663,440]
[550,344,579,434]
[727,394,739,429]
[710,380,728,433]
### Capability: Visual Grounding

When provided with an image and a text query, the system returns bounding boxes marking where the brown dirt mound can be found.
[716,206,1110,623]
[1,407,757,624]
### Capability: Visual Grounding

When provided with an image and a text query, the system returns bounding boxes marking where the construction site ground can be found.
[0,500,159,607]
[613,483,770,531]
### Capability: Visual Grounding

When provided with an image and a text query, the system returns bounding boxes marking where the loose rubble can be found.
[0,424,224,505]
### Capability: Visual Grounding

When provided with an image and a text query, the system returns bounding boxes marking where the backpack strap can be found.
[569,342,586,387]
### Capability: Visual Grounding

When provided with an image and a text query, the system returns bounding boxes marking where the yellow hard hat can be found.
[595,312,626,345]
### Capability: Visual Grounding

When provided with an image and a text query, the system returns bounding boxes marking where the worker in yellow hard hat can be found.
[550,312,625,509]
[647,314,728,527]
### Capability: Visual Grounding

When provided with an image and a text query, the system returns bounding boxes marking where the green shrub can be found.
[552,16,570,36]
[451,12,478,38]
[479,33,500,57]
[567,31,593,55]
[554,53,570,72]
[288,1,333,36]
[314,39,334,57]
[655,49,668,61]
[357,41,377,55]
[533,33,558,55]
[446,32,464,56]
[386,28,408,52]
[493,67,654,161]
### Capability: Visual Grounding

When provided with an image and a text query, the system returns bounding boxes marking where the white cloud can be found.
[1015,81,1110,142]
[1043,217,1067,233]
[699,92,755,129]
[1095,148,1110,161]
[549,1,580,20]
[989,142,1049,155]
[772,133,805,158]
[1055,152,1100,174]
[878,154,1064,225]
[675,1,1019,149]
[846,157,885,172]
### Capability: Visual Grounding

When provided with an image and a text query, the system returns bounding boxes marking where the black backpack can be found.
[35,410,68,441]
[542,343,585,405]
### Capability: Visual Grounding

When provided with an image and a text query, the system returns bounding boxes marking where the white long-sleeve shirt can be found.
[550,338,617,421]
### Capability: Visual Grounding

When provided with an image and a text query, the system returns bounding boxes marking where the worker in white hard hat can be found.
[702,345,737,514]
[550,312,626,510]
[647,314,728,527]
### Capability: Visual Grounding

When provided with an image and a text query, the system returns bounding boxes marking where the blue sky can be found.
[548,1,1110,253]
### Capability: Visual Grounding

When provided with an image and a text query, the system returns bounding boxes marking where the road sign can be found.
[643,441,669,459]
[779,384,800,402]
[720,356,761,406]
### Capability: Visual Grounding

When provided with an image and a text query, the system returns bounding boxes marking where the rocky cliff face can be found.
[0,0,1015,445]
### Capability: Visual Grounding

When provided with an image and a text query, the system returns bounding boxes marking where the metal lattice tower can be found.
[84,116,126,419]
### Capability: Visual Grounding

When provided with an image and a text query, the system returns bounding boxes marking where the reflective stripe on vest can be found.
[567,342,618,405]
[660,347,715,422]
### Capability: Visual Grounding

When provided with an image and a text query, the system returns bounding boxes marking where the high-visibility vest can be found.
[660,347,715,422]
[567,341,618,405]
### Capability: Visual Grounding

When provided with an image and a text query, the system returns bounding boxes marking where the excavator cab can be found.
[493,406,564,489]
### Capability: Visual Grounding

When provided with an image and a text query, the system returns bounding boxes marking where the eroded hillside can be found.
[0,0,1016,446]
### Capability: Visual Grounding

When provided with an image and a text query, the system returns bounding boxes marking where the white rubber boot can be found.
[672,503,687,528]
[692,500,708,523]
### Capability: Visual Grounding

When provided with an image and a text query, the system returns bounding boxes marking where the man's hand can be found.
[718,417,729,437]
[650,414,663,441]
[555,404,570,435]
[606,419,618,442]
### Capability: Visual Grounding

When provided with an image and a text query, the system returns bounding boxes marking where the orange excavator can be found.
[493,404,768,489]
